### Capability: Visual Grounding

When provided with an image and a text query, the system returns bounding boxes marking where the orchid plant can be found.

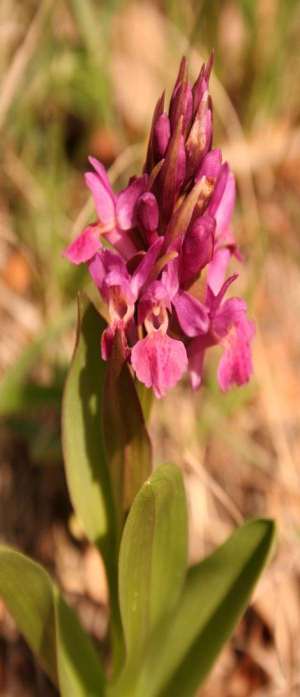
[0,56,275,697]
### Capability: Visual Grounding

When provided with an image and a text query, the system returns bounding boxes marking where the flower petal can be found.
[214,298,255,391]
[207,247,231,295]
[131,238,164,295]
[173,291,209,337]
[116,175,148,230]
[131,332,188,398]
[215,170,236,238]
[84,172,115,226]
[88,248,127,289]
[63,225,100,264]
[213,297,249,338]
[161,257,179,299]
[217,327,254,391]
[88,156,113,195]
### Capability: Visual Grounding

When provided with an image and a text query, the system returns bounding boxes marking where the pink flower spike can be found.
[63,225,101,264]
[131,332,188,398]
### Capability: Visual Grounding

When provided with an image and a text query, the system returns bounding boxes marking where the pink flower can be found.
[187,278,255,391]
[63,56,255,398]
[64,158,148,263]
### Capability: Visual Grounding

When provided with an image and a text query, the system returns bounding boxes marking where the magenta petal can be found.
[217,329,254,391]
[161,257,179,299]
[213,297,255,391]
[213,297,254,340]
[207,247,231,295]
[63,226,100,264]
[131,237,164,295]
[131,332,188,398]
[116,175,148,230]
[88,248,128,290]
[215,170,236,237]
[208,163,229,217]
[103,271,135,310]
[88,156,114,195]
[173,291,209,337]
[84,172,115,226]
[88,253,105,287]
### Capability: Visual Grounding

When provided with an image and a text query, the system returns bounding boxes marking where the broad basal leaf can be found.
[119,464,188,656]
[123,518,275,697]
[0,546,105,696]
[158,518,276,697]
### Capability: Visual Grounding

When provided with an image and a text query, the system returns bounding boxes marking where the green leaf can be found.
[62,295,115,557]
[119,464,188,657]
[63,297,153,674]
[122,518,275,697]
[159,518,276,697]
[0,545,105,696]
[103,331,152,527]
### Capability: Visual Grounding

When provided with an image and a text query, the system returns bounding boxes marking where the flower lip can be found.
[131,332,188,398]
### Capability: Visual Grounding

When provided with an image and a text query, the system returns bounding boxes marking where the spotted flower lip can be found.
[64,55,255,398]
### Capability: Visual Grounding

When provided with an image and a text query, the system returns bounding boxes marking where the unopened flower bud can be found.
[180,214,215,288]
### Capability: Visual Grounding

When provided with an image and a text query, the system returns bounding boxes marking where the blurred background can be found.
[0,0,300,695]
